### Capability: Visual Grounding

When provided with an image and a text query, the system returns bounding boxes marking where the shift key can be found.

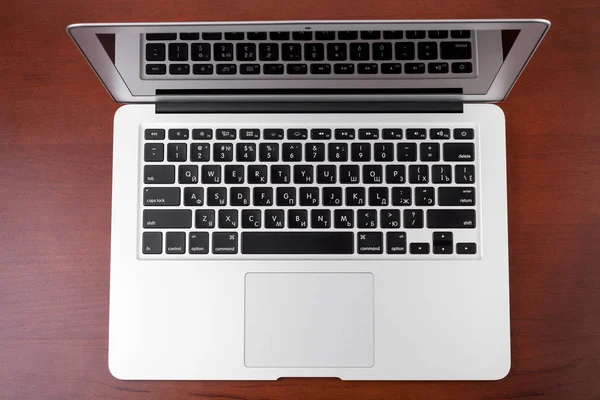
[143,209,192,228]
[427,209,476,228]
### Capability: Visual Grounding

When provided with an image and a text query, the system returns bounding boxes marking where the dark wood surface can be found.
[1,0,599,399]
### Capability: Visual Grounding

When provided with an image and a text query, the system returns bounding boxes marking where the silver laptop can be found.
[68,19,549,380]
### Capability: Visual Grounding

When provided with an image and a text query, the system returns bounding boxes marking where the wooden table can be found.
[1,0,599,398]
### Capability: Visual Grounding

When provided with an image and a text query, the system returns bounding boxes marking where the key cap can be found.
[259,143,279,161]
[225,165,245,184]
[453,128,474,139]
[392,187,412,206]
[395,42,415,60]
[248,165,268,184]
[381,63,402,74]
[146,33,177,41]
[417,42,437,60]
[144,165,175,184]
[406,30,426,39]
[451,30,471,39]
[427,209,476,228]
[381,210,401,229]
[184,187,204,206]
[334,63,355,74]
[166,232,186,254]
[430,128,451,140]
[169,64,190,75]
[207,187,227,206]
[311,63,331,74]
[282,143,302,161]
[386,165,406,184]
[397,143,417,161]
[438,187,476,206]
[311,209,331,229]
[311,129,332,140]
[316,165,337,184]
[410,243,430,254]
[142,232,162,254]
[225,32,244,40]
[167,143,187,161]
[214,43,233,61]
[242,232,353,254]
[405,63,425,74]
[240,64,261,74]
[240,129,260,140]
[457,242,477,254]
[294,165,314,184]
[361,30,381,39]
[253,187,273,206]
[168,128,189,140]
[346,187,366,206]
[444,143,475,161]
[292,31,312,40]
[247,32,267,40]
[236,43,256,61]
[374,143,394,162]
[276,187,296,206]
[406,129,427,139]
[428,62,449,74]
[214,143,234,161]
[270,32,289,40]
[455,165,475,184]
[178,33,199,40]
[259,43,279,61]
[191,43,211,61]
[168,43,188,61]
[305,143,325,161]
[144,143,164,162]
[328,143,347,161]
[335,129,355,139]
[433,231,453,254]
[415,187,435,206]
[357,63,378,74]
[212,232,238,254]
[288,209,308,228]
[146,43,166,61]
[236,143,257,161]
[304,43,325,61]
[323,187,343,206]
[452,61,473,73]
[428,30,448,39]
[299,186,319,206]
[386,232,407,254]
[178,165,199,184]
[282,43,302,61]
[358,128,379,140]
[352,143,371,161]
[271,165,291,184]
[372,42,392,60]
[202,165,221,184]
[216,129,236,140]
[287,63,308,74]
[441,42,472,60]
[432,165,452,184]
[192,128,213,139]
[350,43,370,60]
[190,142,210,161]
[363,165,383,184]
[383,30,403,39]
[265,209,285,228]
[189,232,209,254]
[219,209,238,228]
[404,209,424,228]
[409,165,429,183]
[145,128,165,140]
[193,64,213,75]
[420,143,440,161]
[335,209,354,228]
[143,209,192,229]
[338,31,358,40]
[340,165,360,184]
[358,210,377,229]
[144,187,180,206]
[287,128,308,140]
[202,32,222,40]
[230,187,250,206]
[242,210,261,229]
[327,43,347,60]
[264,63,284,74]
[357,232,383,254]
[316,31,335,40]
[195,209,215,228]
[369,187,388,206]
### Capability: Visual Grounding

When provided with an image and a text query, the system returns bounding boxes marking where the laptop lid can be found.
[67,19,549,104]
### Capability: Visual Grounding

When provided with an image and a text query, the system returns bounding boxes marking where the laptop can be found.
[68,19,549,380]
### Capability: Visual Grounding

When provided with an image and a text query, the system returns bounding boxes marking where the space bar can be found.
[241,232,354,254]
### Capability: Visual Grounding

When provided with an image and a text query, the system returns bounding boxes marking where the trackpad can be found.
[244,273,374,368]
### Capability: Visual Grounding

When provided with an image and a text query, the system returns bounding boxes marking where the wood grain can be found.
[1,0,599,399]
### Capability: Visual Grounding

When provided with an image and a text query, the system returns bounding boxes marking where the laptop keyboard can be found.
[140,125,479,258]
[142,29,476,79]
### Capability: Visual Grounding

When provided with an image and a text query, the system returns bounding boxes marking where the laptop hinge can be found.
[155,101,463,114]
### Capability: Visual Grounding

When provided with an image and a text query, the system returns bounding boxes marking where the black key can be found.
[192,129,213,140]
[270,32,289,40]
[288,209,309,228]
[168,43,188,61]
[282,143,302,161]
[184,187,204,206]
[292,31,312,40]
[382,63,402,74]
[357,63,378,74]
[323,187,343,206]
[299,187,319,206]
[417,42,437,60]
[225,32,244,40]
[368,187,388,206]
[438,187,476,206]
[259,143,279,161]
[361,30,381,39]
[429,62,449,74]
[406,129,427,140]
[455,165,475,183]
[240,129,260,140]
[193,64,213,75]
[189,232,209,254]
[452,62,473,73]
[457,243,477,254]
[240,64,261,74]
[381,210,401,229]
[167,143,187,161]
[340,165,360,184]
[357,209,377,229]
[218,209,238,228]
[213,143,234,161]
[428,30,448,39]
[420,142,440,161]
[276,187,296,206]
[441,42,472,60]
[236,43,257,61]
[265,209,285,228]
[242,232,353,254]
[363,165,383,184]
[311,129,331,140]
[316,31,335,40]
[304,43,325,61]
[166,232,186,254]
[287,128,308,140]
[146,43,166,61]
[271,165,291,184]
[282,43,302,61]
[451,30,471,39]
[335,129,355,139]
[346,187,366,206]
[397,143,417,161]
[374,143,394,162]
[391,187,412,206]
[432,165,452,184]
[335,209,354,228]
[386,165,406,184]
[383,30,404,39]
[202,32,222,40]
[169,64,190,75]
[453,128,475,140]
[409,165,429,183]
[212,232,238,254]
[395,42,415,60]
[146,64,166,75]
[444,143,475,161]
[253,187,273,206]
[287,63,308,74]
[334,63,355,74]
[247,32,267,40]
[259,43,279,61]
[372,42,392,60]
[430,128,451,140]
[406,30,425,39]
[404,209,424,228]
[433,231,453,254]
[180,32,200,40]
[264,129,284,140]
[146,33,176,41]
[248,165,268,184]
[382,129,403,140]
[415,187,435,206]
[191,43,211,61]
[294,165,313,183]
[358,128,379,140]
[236,143,256,161]
[351,143,371,161]
[144,143,164,162]
[207,187,227,206]
[386,232,407,254]
[410,243,430,254]
[168,128,189,140]
[230,186,250,206]
[357,232,383,254]
[427,209,476,228]
[311,64,331,74]
[195,209,215,229]
[405,63,425,74]
[327,43,347,61]
[317,165,337,184]
[328,143,347,161]
[144,187,180,206]
[190,143,210,162]
[202,165,221,184]
[338,30,358,40]
[264,63,284,74]
[178,165,199,184]
[242,210,261,229]
[144,165,175,184]
[350,43,370,60]
[142,232,162,254]
[214,43,233,61]
[216,64,237,75]
[311,209,331,229]
[143,209,192,229]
